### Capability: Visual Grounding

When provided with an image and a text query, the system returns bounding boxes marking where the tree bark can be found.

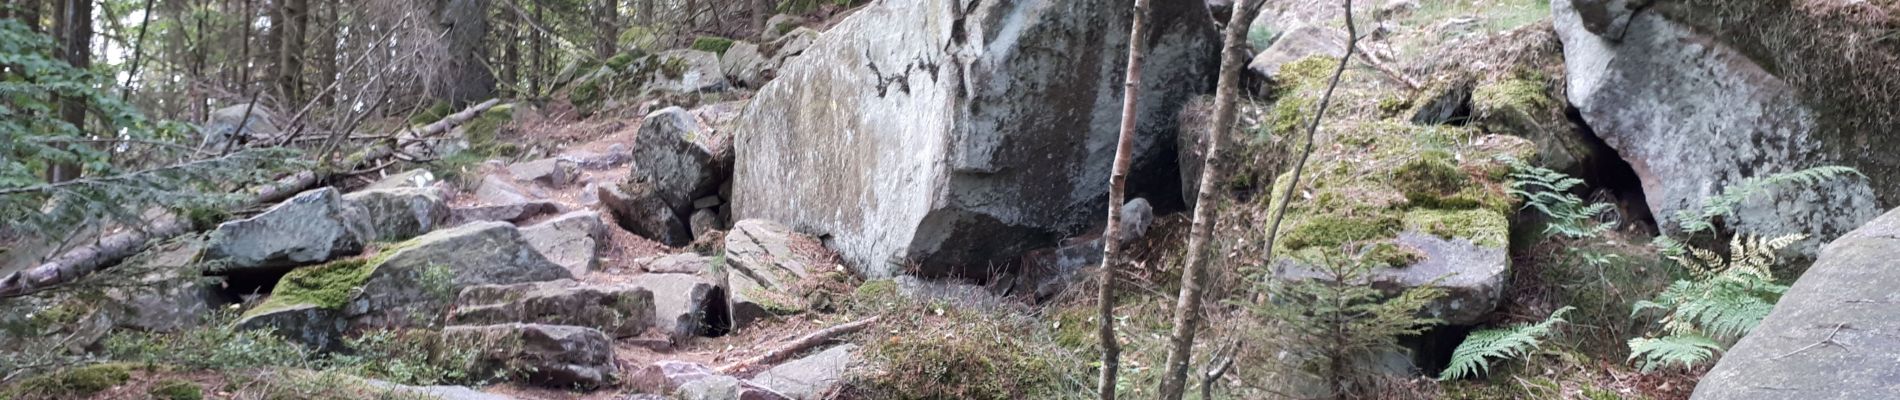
[1097,0,1153,398]
[314,0,337,107]
[276,0,308,104]
[431,0,495,105]
[48,0,91,183]
[1156,1,1269,398]
[594,0,617,58]
[529,1,543,96]
[499,1,518,96]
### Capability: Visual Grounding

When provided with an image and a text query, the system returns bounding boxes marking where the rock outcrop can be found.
[451,279,654,338]
[205,188,367,272]
[623,274,729,340]
[1695,207,1900,399]
[443,323,617,389]
[519,211,606,277]
[0,235,223,352]
[238,221,572,346]
[1553,0,1889,252]
[732,0,1219,278]
[749,344,856,400]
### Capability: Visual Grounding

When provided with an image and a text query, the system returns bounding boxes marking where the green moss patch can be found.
[1281,215,1403,251]
[1404,208,1509,248]
[2,363,135,399]
[690,36,736,55]
[150,379,203,400]
[245,238,424,317]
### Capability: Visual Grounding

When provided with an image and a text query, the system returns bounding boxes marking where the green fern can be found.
[1669,165,1862,237]
[1500,156,1615,239]
[1627,335,1722,372]
[1439,306,1575,380]
[1628,233,1801,370]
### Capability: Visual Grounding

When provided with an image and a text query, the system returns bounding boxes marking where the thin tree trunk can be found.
[1156,0,1269,397]
[1261,0,1359,265]
[529,1,543,96]
[594,0,617,58]
[48,0,91,183]
[119,0,156,100]
[314,0,336,107]
[20,0,42,32]
[277,0,307,104]
[499,2,518,96]
[1097,1,1154,398]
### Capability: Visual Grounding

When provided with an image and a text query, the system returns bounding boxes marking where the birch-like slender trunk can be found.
[1156,0,1271,397]
[1097,0,1154,398]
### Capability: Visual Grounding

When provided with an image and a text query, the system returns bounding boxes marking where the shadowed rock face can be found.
[732,0,1219,279]
[1554,0,1886,254]
[1695,207,1900,400]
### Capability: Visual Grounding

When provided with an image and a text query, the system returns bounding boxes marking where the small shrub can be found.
[848,298,1087,399]
[324,329,494,386]
[2,363,133,399]
[103,309,316,371]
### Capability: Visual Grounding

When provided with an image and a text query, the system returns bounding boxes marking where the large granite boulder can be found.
[648,49,730,94]
[520,211,606,276]
[443,323,617,389]
[238,221,572,346]
[750,344,857,400]
[342,187,451,242]
[599,182,693,247]
[1247,24,1348,82]
[623,274,729,340]
[630,107,724,227]
[721,220,843,325]
[1553,0,1891,253]
[731,0,1219,278]
[1695,208,1900,399]
[205,188,367,273]
[451,279,655,338]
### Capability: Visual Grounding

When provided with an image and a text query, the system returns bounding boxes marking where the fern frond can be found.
[1438,307,1575,380]
[1628,335,1723,372]
[1672,166,1862,235]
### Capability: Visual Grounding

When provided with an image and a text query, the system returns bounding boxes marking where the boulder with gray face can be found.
[598,182,693,246]
[731,0,1219,279]
[343,187,451,243]
[345,221,573,327]
[205,188,366,273]
[202,103,281,150]
[1247,24,1349,82]
[647,49,730,94]
[452,279,654,338]
[749,344,857,400]
[631,107,724,218]
[641,253,716,274]
[1695,208,1900,400]
[720,41,771,88]
[509,158,581,187]
[624,273,729,339]
[237,221,573,343]
[442,323,617,389]
[519,211,605,276]
[1553,0,1887,255]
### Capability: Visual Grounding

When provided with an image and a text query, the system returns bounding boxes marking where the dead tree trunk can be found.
[0,99,502,298]
[1097,0,1154,398]
[276,0,307,104]
[1157,0,1270,397]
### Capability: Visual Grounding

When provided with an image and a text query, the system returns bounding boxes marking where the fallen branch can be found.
[0,171,318,298]
[716,316,880,375]
[0,98,501,298]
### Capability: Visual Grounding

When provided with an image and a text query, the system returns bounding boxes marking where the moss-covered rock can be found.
[0,363,135,399]
[689,36,735,55]
[239,222,571,347]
